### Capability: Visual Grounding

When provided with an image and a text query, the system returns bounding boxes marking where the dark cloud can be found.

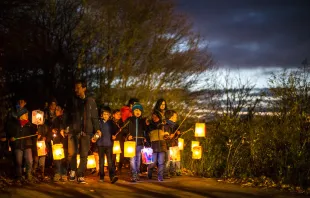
[176,0,310,68]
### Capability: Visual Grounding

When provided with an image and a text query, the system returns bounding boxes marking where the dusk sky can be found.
[176,0,310,87]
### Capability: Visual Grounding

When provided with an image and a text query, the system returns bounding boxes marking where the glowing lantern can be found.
[195,123,206,137]
[192,146,202,159]
[191,141,200,151]
[116,153,120,163]
[104,155,108,167]
[32,110,44,125]
[178,138,184,150]
[169,146,181,162]
[124,141,136,158]
[113,141,122,154]
[52,144,65,160]
[37,141,47,156]
[87,155,96,169]
[77,154,80,167]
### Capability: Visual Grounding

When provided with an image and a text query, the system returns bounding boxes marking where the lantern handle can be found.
[180,127,194,137]
[173,108,193,136]
[13,134,38,141]
[115,120,130,137]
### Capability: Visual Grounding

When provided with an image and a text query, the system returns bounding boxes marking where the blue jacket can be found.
[97,119,113,147]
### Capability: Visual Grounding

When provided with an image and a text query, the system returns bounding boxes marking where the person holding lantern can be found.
[49,105,68,182]
[145,111,168,182]
[92,106,118,184]
[6,108,36,184]
[164,110,182,178]
[65,79,101,184]
[123,103,147,182]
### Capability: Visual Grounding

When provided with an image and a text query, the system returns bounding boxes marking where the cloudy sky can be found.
[176,0,310,87]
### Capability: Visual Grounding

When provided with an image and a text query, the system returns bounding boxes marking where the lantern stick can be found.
[115,120,130,137]
[172,107,194,136]
[13,134,38,141]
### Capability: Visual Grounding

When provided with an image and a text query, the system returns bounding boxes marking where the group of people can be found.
[2,80,183,185]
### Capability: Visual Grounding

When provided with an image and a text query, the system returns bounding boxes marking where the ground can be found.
[1,170,308,198]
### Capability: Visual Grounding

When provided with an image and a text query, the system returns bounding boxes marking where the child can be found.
[7,108,36,184]
[146,111,168,181]
[50,105,67,182]
[94,106,118,184]
[123,103,147,182]
[164,110,182,178]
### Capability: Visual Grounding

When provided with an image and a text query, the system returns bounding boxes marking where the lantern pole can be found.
[172,107,193,137]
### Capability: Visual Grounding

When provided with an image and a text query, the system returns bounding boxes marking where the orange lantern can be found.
[169,146,181,162]
[32,110,44,125]
[37,141,47,156]
[52,144,65,160]
[195,123,206,137]
[77,154,80,167]
[116,153,120,163]
[113,141,122,154]
[178,138,184,150]
[192,146,202,159]
[191,141,200,151]
[104,155,108,167]
[124,141,136,157]
[87,155,96,169]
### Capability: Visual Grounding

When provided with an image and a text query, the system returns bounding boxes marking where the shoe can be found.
[78,177,86,184]
[147,171,152,179]
[136,174,140,181]
[69,171,75,181]
[111,176,118,184]
[130,177,137,182]
[54,174,61,182]
[158,177,164,182]
[99,177,104,182]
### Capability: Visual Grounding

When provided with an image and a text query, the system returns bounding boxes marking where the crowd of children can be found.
[1,82,183,185]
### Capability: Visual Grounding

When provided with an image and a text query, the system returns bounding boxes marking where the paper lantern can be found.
[87,155,96,169]
[37,141,47,156]
[195,123,206,137]
[77,154,80,167]
[178,138,184,150]
[52,144,65,160]
[192,146,202,159]
[169,146,181,162]
[191,141,200,151]
[32,110,44,125]
[104,155,108,167]
[116,153,120,163]
[141,147,153,164]
[124,141,136,157]
[113,141,122,154]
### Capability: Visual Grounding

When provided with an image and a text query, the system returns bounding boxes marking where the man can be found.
[66,80,101,184]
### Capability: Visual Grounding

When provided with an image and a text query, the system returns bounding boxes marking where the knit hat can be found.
[132,103,143,112]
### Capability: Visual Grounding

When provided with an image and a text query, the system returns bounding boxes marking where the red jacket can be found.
[121,106,132,122]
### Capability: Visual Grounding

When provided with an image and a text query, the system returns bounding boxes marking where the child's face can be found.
[18,100,26,109]
[55,106,63,117]
[101,111,111,121]
[152,114,160,122]
[170,113,178,122]
[113,112,121,120]
[160,101,166,110]
[133,109,141,117]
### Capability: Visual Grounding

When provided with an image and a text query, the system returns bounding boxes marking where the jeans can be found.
[98,146,115,180]
[148,152,165,179]
[33,156,46,175]
[67,134,90,177]
[130,145,143,177]
[55,158,67,175]
[14,148,33,177]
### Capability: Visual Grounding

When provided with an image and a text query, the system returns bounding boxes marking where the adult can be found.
[66,80,101,183]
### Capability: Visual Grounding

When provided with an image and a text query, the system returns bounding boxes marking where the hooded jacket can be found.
[123,116,147,146]
[146,121,168,153]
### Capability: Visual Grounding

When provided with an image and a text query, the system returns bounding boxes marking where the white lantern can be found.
[195,123,206,137]
[32,110,44,125]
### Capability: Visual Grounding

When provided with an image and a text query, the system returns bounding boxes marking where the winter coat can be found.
[123,116,147,146]
[97,119,113,147]
[164,120,180,147]
[48,115,67,145]
[146,121,167,153]
[66,95,100,135]
[120,106,132,123]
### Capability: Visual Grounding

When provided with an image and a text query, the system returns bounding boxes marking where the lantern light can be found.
[195,123,206,137]
[192,146,202,159]
[32,110,44,125]
[113,141,122,154]
[77,154,80,167]
[178,138,184,150]
[104,155,108,167]
[124,141,136,158]
[191,141,200,151]
[87,155,96,169]
[37,141,46,156]
[116,153,120,163]
[52,144,65,160]
[169,146,181,162]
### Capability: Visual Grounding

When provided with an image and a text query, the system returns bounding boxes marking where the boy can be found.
[164,110,181,178]
[94,106,118,184]
[123,103,147,182]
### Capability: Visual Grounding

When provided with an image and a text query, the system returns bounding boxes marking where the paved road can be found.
[1,173,307,198]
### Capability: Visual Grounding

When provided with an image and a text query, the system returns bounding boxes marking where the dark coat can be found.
[48,115,67,145]
[164,120,180,147]
[123,116,147,146]
[97,119,113,147]
[66,96,100,135]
